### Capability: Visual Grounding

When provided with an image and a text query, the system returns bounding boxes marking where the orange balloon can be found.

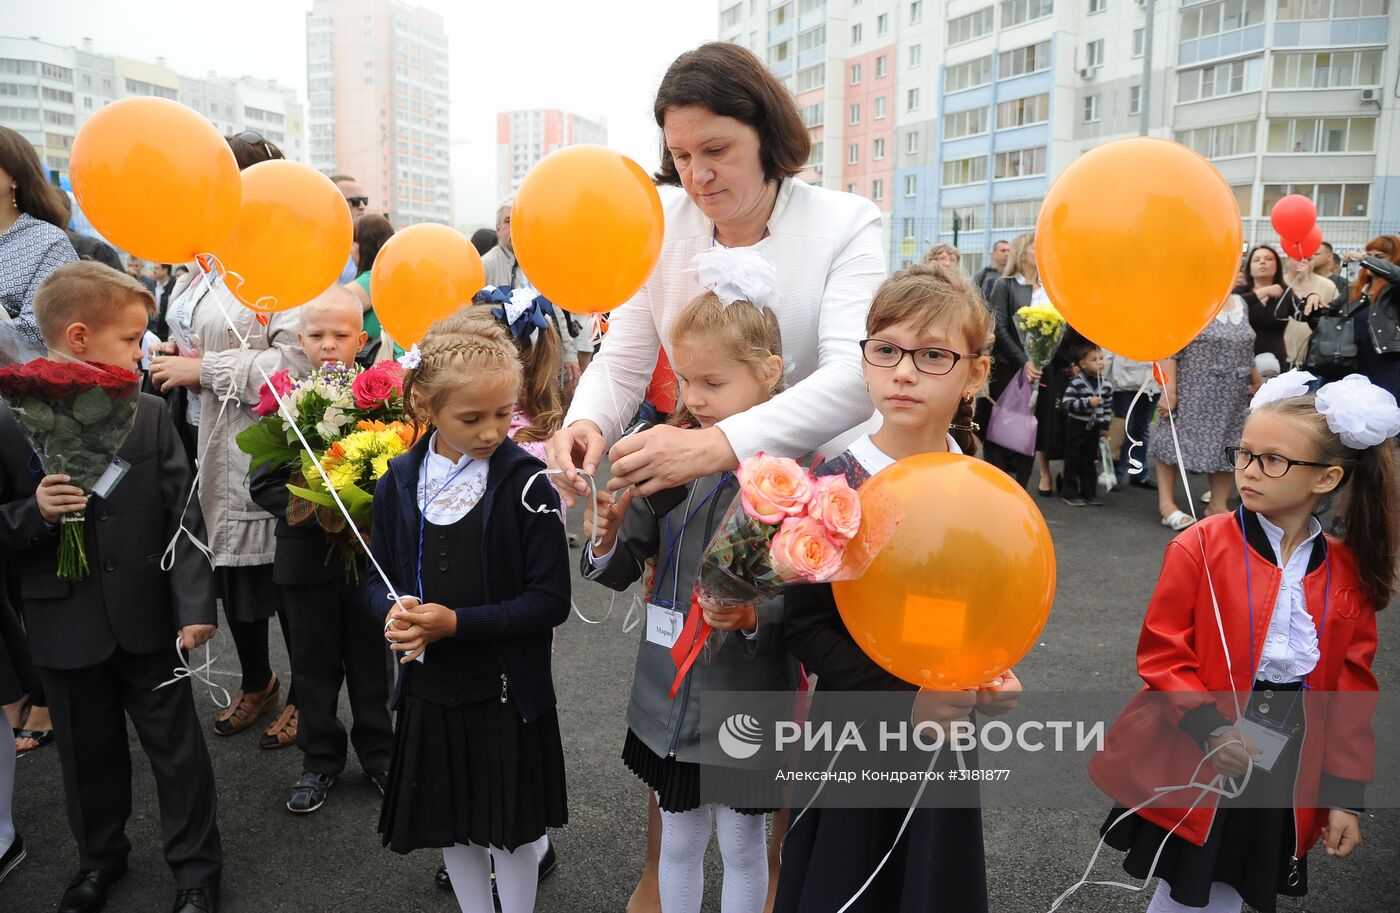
[832,454,1055,690]
[512,145,664,315]
[370,223,486,347]
[71,97,240,264]
[1036,137,1242,362]
[213,161,353,313]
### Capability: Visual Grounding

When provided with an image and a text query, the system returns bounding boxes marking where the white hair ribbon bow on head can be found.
[1315,374,1400,450]
[505,287,537,327]
[1249,369,1317,411]
[692,247,779,311]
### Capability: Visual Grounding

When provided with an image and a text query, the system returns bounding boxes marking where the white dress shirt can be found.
[417,432,489,525]
[564,178,886,460]
[1254,513,1323,684]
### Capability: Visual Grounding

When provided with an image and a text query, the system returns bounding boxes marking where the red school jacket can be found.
[1089,511,1378,859]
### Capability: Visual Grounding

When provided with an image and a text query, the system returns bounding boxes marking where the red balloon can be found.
[1295,224,1324,259]
[1270,194,1316,242]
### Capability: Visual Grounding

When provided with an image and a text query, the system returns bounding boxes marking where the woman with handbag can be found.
[1311,235,1400,397]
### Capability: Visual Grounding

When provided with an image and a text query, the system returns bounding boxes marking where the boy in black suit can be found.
[248,287,393,814]
[0,262,222,913]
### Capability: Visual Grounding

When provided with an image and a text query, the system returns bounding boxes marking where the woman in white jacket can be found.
[148,133,308,750]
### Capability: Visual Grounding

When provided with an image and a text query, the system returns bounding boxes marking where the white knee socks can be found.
[1146,879,1244,913]
[658,797,768,913]
[442,840,541,913]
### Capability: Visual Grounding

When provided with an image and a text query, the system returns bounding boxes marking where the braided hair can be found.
[402,308,523,435]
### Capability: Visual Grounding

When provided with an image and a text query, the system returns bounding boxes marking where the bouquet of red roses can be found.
[669,453,899,698]
[0,356,142,579]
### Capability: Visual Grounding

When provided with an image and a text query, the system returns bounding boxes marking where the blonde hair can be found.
[922,243,960,265]
[34,261,155,346]
[866,261,993,455]
[469,304,564,442]
[668,291,784,427]
[299,285,364,327]
[402,308,523,434]
[1251,397,1399,609]
[1004,232,1036,280]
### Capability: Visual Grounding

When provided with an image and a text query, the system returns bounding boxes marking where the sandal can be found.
[213,674,281,736]
[260,703,299,750]
[1161,509,1195,532]
[15,728,53,754]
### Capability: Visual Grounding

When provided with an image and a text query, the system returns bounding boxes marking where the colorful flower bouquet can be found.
[669,453,898,698]
[1013,304,1067,410]
[0,357,142,579]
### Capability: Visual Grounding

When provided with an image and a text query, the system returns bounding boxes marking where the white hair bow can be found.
[1249,369,1316,411]
[1316,374,1400,450]
[692,247,779,311]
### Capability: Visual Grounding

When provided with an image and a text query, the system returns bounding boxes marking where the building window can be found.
[907,131,920,153]
[944,106,990,138]
[873,137,886,159]
[876,55,888,77]
[801,103,825,127]
[1266,116,1376,153]
[1261,182,1370,218]
[909,43,923,67]
[875,96,887,118]
[1232,184,1254,216]
[797,25,827,52]
[992,198,1042,229]
[797,64,826,91]
[851,62,862,85]
[769,2,793,27]
[877,13,889,34]
[1000,0,1055,28]
[850,103,861,124]
[806,141,825,166]
[1173,120,1258,158]
[941,205,982,232]
[1128,84,1142,115]
[721,3,742,28]
[995,146,1047,179]
[848,182,858,193]
[1085,39,1105,68]
[942,155,988,186]
[1083,95,1100,122]
[911,0,924,22]
[849,143,860,164]
[852,23,863,44]
[999,40,1053,79]
[872,178,884,200]
[769,41,792,63]
[902,217,917,238]
[1276,0,1389,17]
[1089,0,1106,11]
[41,62,73,81]
[907,87,921,111]
[948,7,995,44]
[996,93,1050,128]
[1179,0,1266,41]
[1178,56,1262,101]
[905,174,918,196]
[947,55,993,91]
[1132,27,1145,57]
[1271,50,1384,89]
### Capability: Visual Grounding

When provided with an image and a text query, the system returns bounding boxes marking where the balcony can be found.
[1273,17,1389,47]
[1178,24,1265,66]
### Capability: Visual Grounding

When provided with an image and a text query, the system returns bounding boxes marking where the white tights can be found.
[442,838,542,913]
[1146,880,1244,913]
[0,729,14,855]
[657,797,768,913]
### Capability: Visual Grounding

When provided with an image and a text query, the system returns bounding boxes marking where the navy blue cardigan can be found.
[368,434,570,722]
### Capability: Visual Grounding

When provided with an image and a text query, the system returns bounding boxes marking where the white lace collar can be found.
[1216,295,1246,325]
[847,432,962,476]
[417,432,490,525]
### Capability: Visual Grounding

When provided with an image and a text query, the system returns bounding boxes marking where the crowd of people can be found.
[0,37,1397,913]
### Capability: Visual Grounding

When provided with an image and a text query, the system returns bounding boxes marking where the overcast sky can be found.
[9,0,717,227]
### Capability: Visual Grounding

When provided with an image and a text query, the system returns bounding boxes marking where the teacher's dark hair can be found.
[0,125,70,229]
[652,42,810,187]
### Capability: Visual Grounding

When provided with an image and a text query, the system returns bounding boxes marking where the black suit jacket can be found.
[0,394,216,669]
[247,461,340,587]
[987,276,1034,399]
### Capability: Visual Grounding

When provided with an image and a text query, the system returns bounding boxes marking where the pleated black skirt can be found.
[622,727,781,815]
[378,691,568,854]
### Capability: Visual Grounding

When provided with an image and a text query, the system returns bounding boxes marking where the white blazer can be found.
[564,177,885,461]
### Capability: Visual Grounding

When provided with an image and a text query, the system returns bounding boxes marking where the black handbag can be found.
[1304,296,1362,374]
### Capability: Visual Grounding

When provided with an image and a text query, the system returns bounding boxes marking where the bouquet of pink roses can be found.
[669,453,896,697]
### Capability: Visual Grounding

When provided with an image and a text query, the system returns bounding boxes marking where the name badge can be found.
[1237,717,1292,773]
[90,457,130,500]
[645,600,684,650]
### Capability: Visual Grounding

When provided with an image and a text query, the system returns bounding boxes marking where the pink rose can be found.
[808,475,862,541]
[770,516,846,581]
[252,369,293,417]
[737,453,814,525]
[352,364,403,410]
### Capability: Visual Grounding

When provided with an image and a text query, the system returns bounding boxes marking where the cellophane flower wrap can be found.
[1013,303,1067,410]
[668,453,899,698]
[0,352,141,580]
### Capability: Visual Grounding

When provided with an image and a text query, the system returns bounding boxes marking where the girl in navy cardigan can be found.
[371,310,570,913]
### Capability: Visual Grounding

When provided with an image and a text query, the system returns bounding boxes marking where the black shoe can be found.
[1037,486,1054,498]
[366,770,389,796]
[538,842,557,882]
[1086,496,1105,506]
[1128,475,1158,490]
[0,833,25,884]
[171,886,218,913]
[435,864,452,891]
[1061,496,1086,507]
[58,863,127,913]
[287,770,335,814]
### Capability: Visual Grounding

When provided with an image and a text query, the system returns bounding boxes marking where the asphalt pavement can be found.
[5,477,1398,912]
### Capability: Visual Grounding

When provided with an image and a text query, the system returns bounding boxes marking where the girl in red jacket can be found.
[1091,370,1399,913]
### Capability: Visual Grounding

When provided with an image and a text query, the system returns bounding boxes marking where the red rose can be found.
[253,369,294,417]
[352,364,402,410]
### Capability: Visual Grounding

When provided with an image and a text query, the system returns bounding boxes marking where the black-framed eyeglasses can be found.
[234,130,278,160]
[1223,446,1334,479]
[345,196,369,208]
[860,338,971,376]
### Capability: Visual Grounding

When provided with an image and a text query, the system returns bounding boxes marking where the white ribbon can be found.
[154,635,237,709]
[520,466,624,626]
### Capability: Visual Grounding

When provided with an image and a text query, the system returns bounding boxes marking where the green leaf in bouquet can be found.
[71,386,113,425]
[235,420,302,474]
[53,413,82,436]
[13,398,54,433]
[286,480,374,527]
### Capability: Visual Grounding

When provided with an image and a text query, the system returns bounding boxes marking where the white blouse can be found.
[846,432,962,476]
[417,432,489,525]
[1254,513,1323,684]
[565,178,886,461]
